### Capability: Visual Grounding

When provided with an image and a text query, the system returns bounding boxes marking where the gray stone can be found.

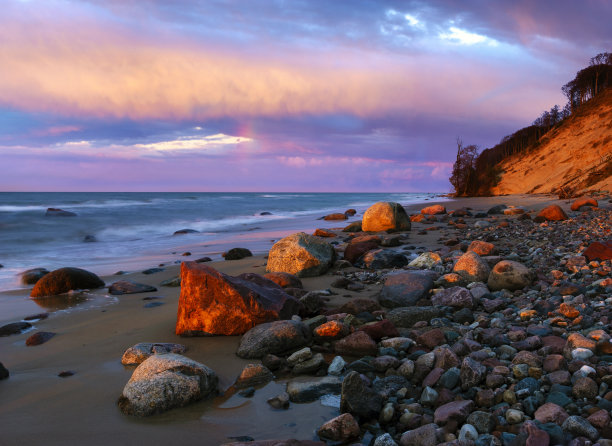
[467,410,496,434]
[121,342,186,365]
[561,415,599,441]
[286,376,342,403]
[340,371,383,419]
[460,356,486,390]
[236,320,312,359]
[488,260,533,291]
[379,270,436,308]
[266,232,336,277]
[432,286,474,309]
[109,280,157,295]
[387,306,444,328]
[292,353,325,375]
[458,424,479,442]
[328,356,346,376]
[359,249,408,269]
[374,433,398,446]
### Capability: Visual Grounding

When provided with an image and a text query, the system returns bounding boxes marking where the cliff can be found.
[490,88,612,196]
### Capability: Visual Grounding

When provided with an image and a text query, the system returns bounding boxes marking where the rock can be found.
[468,240,497,256]
[292,353,325,375]
[266,232,336,277]
[0,362,8,380]
[534,205,568,222]
[109,280,157,295]
[317,413,360,442]
[561,416,599,442]
[237,320,312,359]
[286,376,342,403]
[323,213,348,221]
[263,272,303,289]
[434,399,474,425]
[453,251,491,283]
[340,371,383,419]
[121,343,187,365]
[222,441,323,446]
[488,260,532,291]
[379,270,435,308]
[313,228,336,237]
[328,356,346,376]
[570,197,598,211]
[160,276,181,287]
[224,248,253,260]
[399,424,438,446]
[461,357,486,389]
[173,229,199,235]
[0,321,32,336]
[408,252,441,268]
[30,267,105,298]
[336,298,381,315]
[459,424,479,442]
[267,392,290,409]
[314,321,348,342]
[287,347,312,366]
[234,364,274,388]
[195,256,212,263]
[118,353,218,416]
[45,207,76,217]
[344,239,380,264]
[25,331,55,346]
[362,202,411,232]
[343,221,363,232]
[358,249,407,269]
[358,320,399,341]
[421,204,446,215]
[506,409,524,424]
[586,409,610,429]
[176,263,302,336]
[334,331,377,356]
[20,268,50,285]
[387,306,444,327]
[374,433,398,446]
[467,411,496,434]
[488,204,506,214]
[583,240,612,262]
[572,376,598,400]
[534,402,569,425]
[432,286,474,308]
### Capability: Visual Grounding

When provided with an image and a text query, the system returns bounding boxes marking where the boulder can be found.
[343,221,362,232]
[420,204,446,215]
[234,364,274,388]
[534,205,568,222]
[20,268,50,285]
[467,240,497,256]
[488,260,533,291]
[30,267,105,298]
[323,213,348,221]
[109,280,157,295]
[236,320,312,359]
[344,240,380,264]
[452,251,491,283]
[570,196,598,211]
[431,286,474,308]
[118,353,218,416]
[379,270,436,308]
[340,371,383,419]
[121,343,186,365]
[583,240,612,262]
[266,232,335,277]
[358,249,407,269]
[263,272,303,289]
[362,202,411,232]
[45,208,76,217]
[224,248,253,260]
[0,321,32,336]
[176,262,302,336]
[317,413,360,442]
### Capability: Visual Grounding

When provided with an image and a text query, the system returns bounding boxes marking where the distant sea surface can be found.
[0,192,444,291]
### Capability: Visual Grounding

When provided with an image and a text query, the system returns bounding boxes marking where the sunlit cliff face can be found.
[0,0,607,191]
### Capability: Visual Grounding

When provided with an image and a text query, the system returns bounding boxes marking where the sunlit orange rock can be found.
[313,320,348,341]
[314,228,336,237]
[362,202,411,232]
[534,205,568,222]
[583,241,612,262]
[558,303,580,319]
[570,196,598,211]
[468,240,497,256]
[324,213,348,221]
[263,272,303,289]
[420,204,446,215]
[176,262,302,336]
[410,214,426,222]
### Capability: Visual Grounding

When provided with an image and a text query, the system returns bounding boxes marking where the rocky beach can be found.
[1,194,611,446]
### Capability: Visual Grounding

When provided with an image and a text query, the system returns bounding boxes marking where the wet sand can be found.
[0,194,569,445]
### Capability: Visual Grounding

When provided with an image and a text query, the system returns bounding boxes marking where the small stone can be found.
[25,331,55,346]
[458,424,479,442]
[506,409,524,424]
[317,413,360,442]
[572,376,598,400]
[287,347,312,366]
[328,356,346,376]
[267,392,290,409]
[561,415,599,442]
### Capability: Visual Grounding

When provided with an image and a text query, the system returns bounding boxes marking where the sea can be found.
[0,192,445,291]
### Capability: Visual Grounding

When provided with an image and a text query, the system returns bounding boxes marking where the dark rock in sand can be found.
[263,272,303,289]
[234,364,274,388]
[25,331,55,346]
[173,229,199,235]
[144,301,164,308]
[160,276,181,287]
[177,262,302,336]
[0,362,9,379]
[342,221,362,232]
[431,286,474,309]
[0,321,32,336]
[266,232,336,277]
[30,267,105,298]
[487,204,506,214]
[345,209,357,216]
[23,313,49,321]
[340,371,383,419]
[118,353,218,417]
[142,267,164,275]
[344,240,380,264]
[378,270,435,308]
[224,248,253,260]
[195,256,212,263]
[20,268,50,285]
[362,202,411,232]
[121,342,187,365]
[357,249,408,269]
[313,228,336,237]
[109,280,157,295]
[387,306,444,327]
[45,207,76,217]
[236,320,311,359]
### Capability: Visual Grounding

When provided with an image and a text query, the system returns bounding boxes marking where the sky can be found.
[1,0,610,192]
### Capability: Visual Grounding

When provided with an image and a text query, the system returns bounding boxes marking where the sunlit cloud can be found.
[439,27,498,46]
[134,134,253,153]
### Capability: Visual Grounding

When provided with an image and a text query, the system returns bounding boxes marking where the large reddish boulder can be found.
[30,267,105,298]
[534,205,568,222]
[570,196,598,211]
[266,232,336,277]
[420,204,446,215]
[362,202,411,232]
[176,262,302,336]
[583,241,612,262]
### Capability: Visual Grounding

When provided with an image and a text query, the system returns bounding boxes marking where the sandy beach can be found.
[0,193,608,446]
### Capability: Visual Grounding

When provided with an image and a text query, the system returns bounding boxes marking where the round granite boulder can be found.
[30,267,105,298]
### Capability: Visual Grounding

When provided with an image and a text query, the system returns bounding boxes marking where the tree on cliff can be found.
[449,138,478,196]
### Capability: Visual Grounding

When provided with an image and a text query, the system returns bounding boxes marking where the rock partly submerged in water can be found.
[266,232,336,278]
[118,353,218,416]
[20,268,50,285]
[45,207,76,217]
[176,262,302,336]
[108,280,157,295]
[0,321,32,337]
[30,267,105,298]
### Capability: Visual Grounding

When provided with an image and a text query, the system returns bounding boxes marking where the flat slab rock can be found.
[237,320,312,359]
[121,342,187,365]
[109,280,157,295]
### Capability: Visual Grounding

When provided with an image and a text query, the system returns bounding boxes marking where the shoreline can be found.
[1,192,603,446]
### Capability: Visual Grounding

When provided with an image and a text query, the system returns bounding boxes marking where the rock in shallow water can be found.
[108,280,157,295]
[30,267,105,298]
[118,353,218,416]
